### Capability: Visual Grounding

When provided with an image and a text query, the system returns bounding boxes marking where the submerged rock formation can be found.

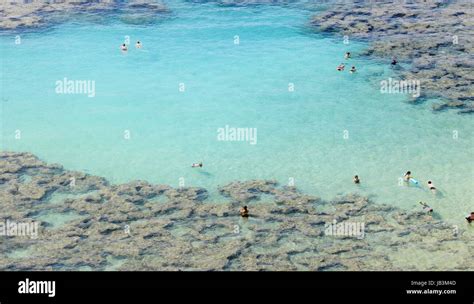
[0,0,168,30]
[311,1,474,113]
[0,152,472,271]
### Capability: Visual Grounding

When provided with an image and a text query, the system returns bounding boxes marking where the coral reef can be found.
[311,1,474,112]
[1,152,472,271]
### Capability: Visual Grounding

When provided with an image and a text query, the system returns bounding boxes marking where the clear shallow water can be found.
[35,211,84,229]
[1,2,473,228]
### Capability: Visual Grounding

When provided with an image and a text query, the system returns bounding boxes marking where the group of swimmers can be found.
[404,171,437,214]
[120,41,142,51]
[353,171,472,223]
[337,52,397,72]
[403,171,437,193]
[190,164,472,222]
[337,52,356,73]
[353,172,437,190]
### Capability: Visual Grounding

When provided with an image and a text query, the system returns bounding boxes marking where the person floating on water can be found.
[191,162,203,168]
[391,57,398,66]
[350,66,356,73]
[136,41,141,49]
[120,43,128,51]
[345,52,351,59]
[353,175,360,184]
[404,171,412,182]
[419,201,433,214]
[240,206,249,218]
[466,212,474,223]
[337,63,345,71]
[427,180,436,192]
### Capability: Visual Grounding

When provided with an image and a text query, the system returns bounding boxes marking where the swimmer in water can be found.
[391,57,398,66]
[466,212,474,223]
[404,171,412,182]
[337,63,345,71]
[427,180,437,192]
[345,52,351,59]
[419,201,433,214]
[120,43,128,51]
[353,175,360,184]
[191,162,203,168]
[350,66,356,73]
[240,206,249,218]
[136,41,141,49]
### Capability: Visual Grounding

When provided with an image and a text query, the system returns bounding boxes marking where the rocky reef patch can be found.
[0,151,472,271]
[0,0,169,30]
[311,1,474,113]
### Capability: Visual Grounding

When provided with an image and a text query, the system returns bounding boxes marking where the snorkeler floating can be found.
[403,171,419,185]
[419,201,433,214]
[240,206,249,218]
[353,175,360,184]
[337,63,345,71]
[120,40,142,52]
[466,212,474,223]
[191,162,203,168]
[427,180,437,192]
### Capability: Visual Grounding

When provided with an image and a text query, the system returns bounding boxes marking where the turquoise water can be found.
[1,1,473,227]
